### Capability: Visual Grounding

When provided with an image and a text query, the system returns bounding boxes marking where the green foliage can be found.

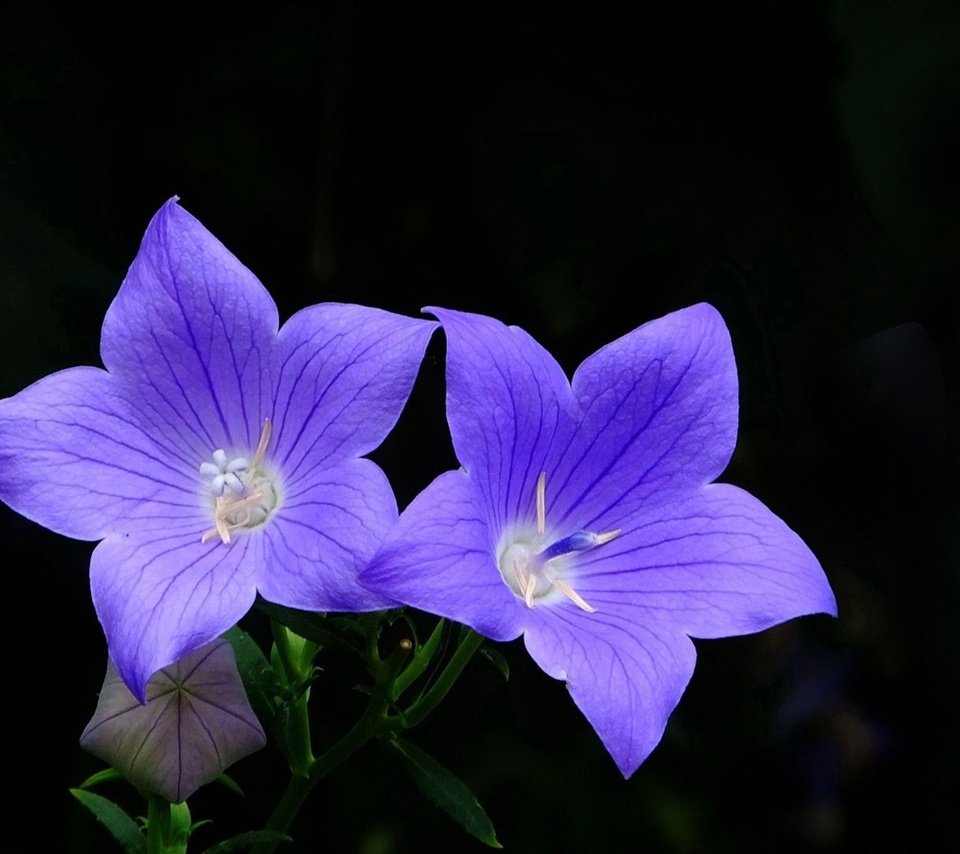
[385,737,501,848]
[199,830,292,853]
[78,768,125,789]
[254,601,363,658]
[70,789,146,854]
[479,646,510,681]
[223,625,280,728]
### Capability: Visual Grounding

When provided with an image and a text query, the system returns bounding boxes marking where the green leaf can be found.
[70,789,147,854]
[479,646,510,681]
[199,830,293,853]
[212,772,244,797]
[223,626,270,674]
[255,601,362,657]
[222,626,279,725]
[386,737,501,848]
[78,767,124,789]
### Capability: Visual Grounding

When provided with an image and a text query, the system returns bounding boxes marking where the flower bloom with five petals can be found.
[0,199,436,698]
[362,305,837,777]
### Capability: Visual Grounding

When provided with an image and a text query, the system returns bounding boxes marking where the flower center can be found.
[496,472,619,613]
[199,419,279,545]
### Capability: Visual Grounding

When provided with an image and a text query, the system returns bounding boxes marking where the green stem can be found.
[271,621,316,774]
[145,796,167,854]
[145,795,189,854]
[253,642,410,854]
[254,626,484,853]
[401,629,484,729]
[270,621,298,682]
[363,612,384,671]
[393,618,446,699]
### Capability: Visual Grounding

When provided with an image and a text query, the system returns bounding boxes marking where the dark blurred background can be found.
[1,2,957,852]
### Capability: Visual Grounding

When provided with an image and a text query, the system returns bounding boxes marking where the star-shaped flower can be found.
[80,638,266,803]
[362,305,837,777]
[0,199,436,698]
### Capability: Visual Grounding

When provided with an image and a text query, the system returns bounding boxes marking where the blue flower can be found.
[362,305,836,776]
[0,199,436,698]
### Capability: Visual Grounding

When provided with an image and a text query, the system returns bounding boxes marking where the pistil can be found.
[499,472,619,613]
[200,419,277,545]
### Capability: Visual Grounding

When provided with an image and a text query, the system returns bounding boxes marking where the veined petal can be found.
[428,307,577,536]
[80,639,266,803]
[523,605,697,778]
[551,303,737,532]
[271,304,436,481]
[91,524,261,700]
[258,458,398,612]
[0,366,200,540]
[575,483,837,637]
[363,470,524,641]
[100,198,277,460]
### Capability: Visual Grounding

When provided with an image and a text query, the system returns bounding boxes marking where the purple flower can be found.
[81,638,266,803]
[362,305,837,777]
[0,199,435,698]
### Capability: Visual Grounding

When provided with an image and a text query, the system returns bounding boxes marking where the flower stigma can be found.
[200,419,279,545]
[496,472,619,613]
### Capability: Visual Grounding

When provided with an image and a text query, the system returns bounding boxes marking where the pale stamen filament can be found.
[202,488,267,544]
[554,580,597,613]
[513,559,529,599]
[536,471,546,536]
[253,417,272,468]
[504,470,620,614]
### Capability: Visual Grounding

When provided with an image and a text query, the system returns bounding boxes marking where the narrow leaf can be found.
[479,647,510,681]
[387,737,501,848]
[255,601,362,657]
[200,830,292,853]
[78,768,124,789]
[223,626,270,674]
[213,773,244,797]
[70,789,147,854]
[222,626,279,725]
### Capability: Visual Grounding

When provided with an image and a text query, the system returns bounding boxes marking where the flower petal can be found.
[257,458,399,611]
[270,304,436,481]
[428,307,577,535]
[100,198,278,461]
[523,605,697,778]
[575,483,837,638]
[91,524,261,699]
[0,366,200,540]
[80,639,265,803]
[550,303,738,532]
[362,469,524,641]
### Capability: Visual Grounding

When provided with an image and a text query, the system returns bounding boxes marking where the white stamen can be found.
[594,529,621,546]
[536,471,546,536]
[200,419,277,544]
[554,580,597,613]
[253,418,272,467]
[496,469,613,613]
[513,559,528,598]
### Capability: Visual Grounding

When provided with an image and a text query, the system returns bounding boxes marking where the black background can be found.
[1,2,957,852]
